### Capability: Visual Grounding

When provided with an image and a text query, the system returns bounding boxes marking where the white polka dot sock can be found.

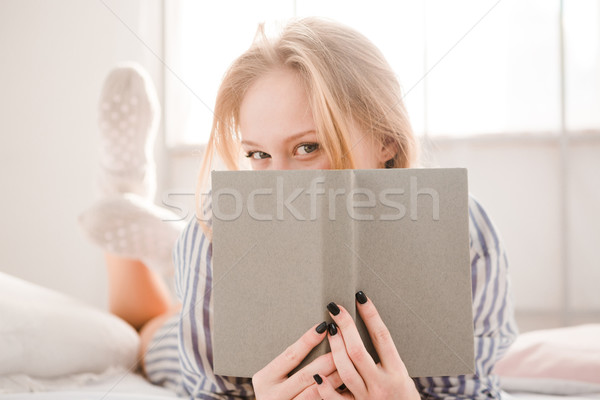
[78,194,185,276]
[97,63,159,199]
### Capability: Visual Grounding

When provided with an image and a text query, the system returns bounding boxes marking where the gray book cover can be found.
[211,168,474,378]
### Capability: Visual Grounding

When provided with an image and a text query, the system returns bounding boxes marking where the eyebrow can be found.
[241,130,316,147]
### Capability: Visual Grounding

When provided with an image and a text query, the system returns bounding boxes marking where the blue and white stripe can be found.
[143,315,185,396]
[145,194,518,399]
[413,195,518,399]
[176,195,253,398]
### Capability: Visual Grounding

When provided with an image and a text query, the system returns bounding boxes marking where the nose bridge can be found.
[270,155,291,171]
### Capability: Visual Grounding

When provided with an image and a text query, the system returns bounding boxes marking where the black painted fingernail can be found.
[313,374,323,385]
[315,321,327,334]
[356,291,368,304]
[338,383,347,391]
[328,322,338,336]
[327,302,340,316]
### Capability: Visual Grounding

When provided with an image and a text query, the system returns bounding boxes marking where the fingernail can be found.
[338,383,347,391]
[327,302,340,316]
[315,321,327,334]
[313,374,323,385]
[328,322,338,336]
[356,291,368,304]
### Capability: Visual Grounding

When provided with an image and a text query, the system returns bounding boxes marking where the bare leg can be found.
[105,252,173,331]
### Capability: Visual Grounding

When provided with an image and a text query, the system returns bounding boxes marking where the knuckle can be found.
[372,326,392,346]
[319,351,334,364]
[283,345,301,364]
[297,370,314,388]
[323,353,335,369]
[312,353,334,371]
[346,345,366,362]
[397,374,417,392]
[299,332,316,348]
[372,381,397,398]
[338,369,359,387]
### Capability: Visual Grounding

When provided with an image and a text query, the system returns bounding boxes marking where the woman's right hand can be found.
[252,322,344,400]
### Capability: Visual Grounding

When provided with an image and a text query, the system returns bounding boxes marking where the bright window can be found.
[164,0,600,146]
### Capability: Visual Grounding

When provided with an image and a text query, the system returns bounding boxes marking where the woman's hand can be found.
[313,291,421,400]
[252,322,345,400]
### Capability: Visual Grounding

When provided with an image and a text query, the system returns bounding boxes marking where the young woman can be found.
[110,17,518,400]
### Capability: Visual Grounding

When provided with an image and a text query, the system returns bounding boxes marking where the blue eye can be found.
[245,151,270,160]
[296,143,319,155]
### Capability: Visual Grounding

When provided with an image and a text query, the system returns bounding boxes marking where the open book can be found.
[211,168,474,378]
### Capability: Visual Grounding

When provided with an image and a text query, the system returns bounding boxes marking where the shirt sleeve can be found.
[413,195,519,399]
[173,191,213,302]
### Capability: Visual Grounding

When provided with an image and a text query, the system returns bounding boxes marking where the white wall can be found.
[0,0,164,309]
[427,137,600,332]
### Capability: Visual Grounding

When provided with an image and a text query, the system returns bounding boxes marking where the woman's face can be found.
[239,68,388,171]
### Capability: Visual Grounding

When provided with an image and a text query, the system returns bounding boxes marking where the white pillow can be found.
[0,272,140,377]
[495,324,600,395]
[500,377,600,396]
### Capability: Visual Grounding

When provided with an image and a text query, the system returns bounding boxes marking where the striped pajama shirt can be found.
[143,194,518,399]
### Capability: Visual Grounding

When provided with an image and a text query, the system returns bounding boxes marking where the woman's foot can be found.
[79,193,185,275]
[97,63,159,199]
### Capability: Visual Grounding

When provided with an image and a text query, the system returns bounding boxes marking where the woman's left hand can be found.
[313,291,421,400]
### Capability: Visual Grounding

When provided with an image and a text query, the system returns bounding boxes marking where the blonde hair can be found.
[196,17,418,238]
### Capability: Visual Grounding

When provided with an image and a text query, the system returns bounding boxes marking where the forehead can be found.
[239,68,315,145]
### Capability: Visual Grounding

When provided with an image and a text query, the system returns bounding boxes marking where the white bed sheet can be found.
[3,370,600,400]
[0,367,178,400]
[0,394,176,400]
[3,390,600,400]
